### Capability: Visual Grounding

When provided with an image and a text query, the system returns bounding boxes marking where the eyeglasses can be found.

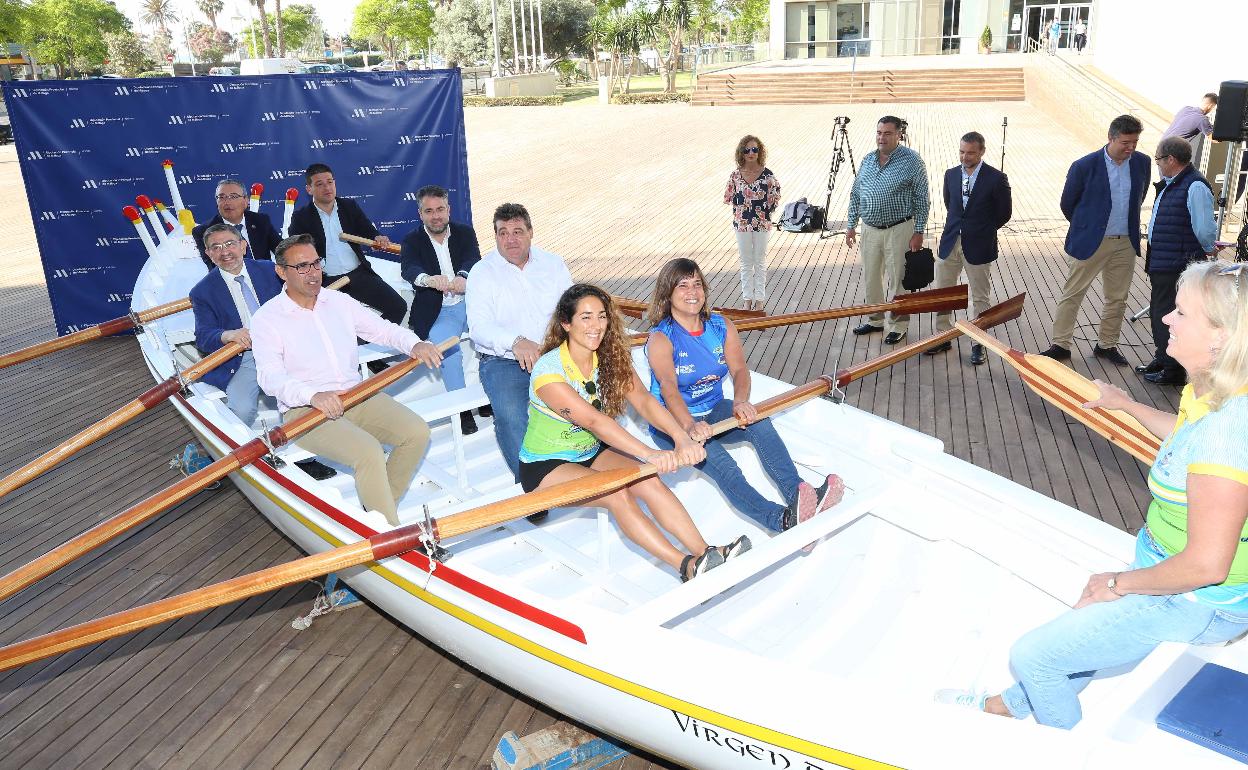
[205,239,241,254]
[743,147,760,154]
[216,193,245,202]
[582,380,603,411]
[278,257,324,274]
[1153,154,1171,161]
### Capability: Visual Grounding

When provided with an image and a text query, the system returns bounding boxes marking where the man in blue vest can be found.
[1137,136,1217,386]
[1040,115,1151,366]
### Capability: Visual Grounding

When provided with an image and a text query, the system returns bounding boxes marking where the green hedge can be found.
[464,95,564,107]
[610,92,690,105]
[136,71,167,78]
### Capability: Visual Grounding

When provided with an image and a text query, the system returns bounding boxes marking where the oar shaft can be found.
[0,299,192,370]
[338,232,400,255]
[0,541,377,672]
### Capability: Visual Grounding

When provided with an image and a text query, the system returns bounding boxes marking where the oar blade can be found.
[970,293,1026,330]
[890,284,969,315]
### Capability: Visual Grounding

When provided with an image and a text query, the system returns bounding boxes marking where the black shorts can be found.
[519,447,606,492]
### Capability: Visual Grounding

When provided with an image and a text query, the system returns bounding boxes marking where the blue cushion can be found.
[1157,663,1248,764]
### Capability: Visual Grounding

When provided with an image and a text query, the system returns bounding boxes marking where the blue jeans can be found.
[427,301,467,392]
[652,398,800,532]
[1003,573,1248,729]
[225,351,274,427]
[479,354,531,481]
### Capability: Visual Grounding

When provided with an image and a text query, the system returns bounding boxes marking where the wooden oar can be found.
[339,232,401,255]
[0,337,459,606]
[628,284,973,347]
[0,307,1022,672]
[0,277,350,502]
[0,299,191,370]
[954,321,1161,464]
[612,297,764,322]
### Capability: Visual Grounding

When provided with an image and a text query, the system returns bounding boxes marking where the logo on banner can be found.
[403,192,420,201]
[27,151,44,160]
[69,118,86,128]
[261,112,277,122]
[350,108,367,118]
[11,87,28,98]
[169,115,185,125]
[210,83,227,93]
[52,269,69,279]
[178,174,195,184]
[309,139,325,149]
[40,211,57,220]
[303,81,319,90]
[391,78,407,87]
[107,293,131,303]
[358,166,373,175]
[82,179,99,189]
[221,143,237,153]
[125,147,142,157]
[114,86,131,96]
[96,237,112,246]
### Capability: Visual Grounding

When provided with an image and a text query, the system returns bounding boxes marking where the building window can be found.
[942,0,962,52]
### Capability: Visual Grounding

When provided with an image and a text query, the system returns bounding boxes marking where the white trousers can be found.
[734,229,769,301]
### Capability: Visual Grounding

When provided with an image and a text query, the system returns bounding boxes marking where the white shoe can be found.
[933,688,986,711]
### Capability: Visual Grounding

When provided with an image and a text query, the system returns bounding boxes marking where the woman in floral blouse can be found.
[723,135,781,312]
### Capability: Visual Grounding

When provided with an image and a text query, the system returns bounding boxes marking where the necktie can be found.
[231,222,252,257]
[235,275,260,314]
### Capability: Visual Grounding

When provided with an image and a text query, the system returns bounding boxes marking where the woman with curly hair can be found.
[723,135,781,312]
[518,283,749,582]
[647,258,843,535]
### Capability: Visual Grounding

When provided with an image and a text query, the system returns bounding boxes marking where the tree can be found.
[104,29,154,77]
[0,0,27,45]
[651,0,691,92]
[534,0,593,60]
[432,0,492,68]
[197,0,224,30]
[16,0,129,77]
[352,0,434,63]
[141,0,179,34]
[253,0,273,57]
[275,0,284,56]
[187,21,235,64]
[243,4,320,57]
[147,28,174,65]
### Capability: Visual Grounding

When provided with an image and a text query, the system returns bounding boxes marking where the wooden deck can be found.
[0,100,1183,768]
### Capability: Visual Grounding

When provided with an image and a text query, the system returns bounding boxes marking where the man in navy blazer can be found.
[287,163,408,327]
[191,223,284,425]
[928,131,1012,365]
[400,184,484,434]
[1041,115,1151,365]
[191,179,282,268]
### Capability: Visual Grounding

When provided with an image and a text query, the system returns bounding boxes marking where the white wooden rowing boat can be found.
[130,227,1248,769]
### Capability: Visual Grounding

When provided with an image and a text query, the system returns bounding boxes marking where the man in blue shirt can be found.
[1137,136,1217,386]
[1041,115,1151,366]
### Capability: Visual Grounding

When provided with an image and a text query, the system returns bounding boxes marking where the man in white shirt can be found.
[466,203,573,481]
[252,235,444,525]
[400,185,484,434]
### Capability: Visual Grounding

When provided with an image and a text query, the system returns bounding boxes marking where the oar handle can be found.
[338,232,400,255]
[0,298,193,370]
[733,285,969,333]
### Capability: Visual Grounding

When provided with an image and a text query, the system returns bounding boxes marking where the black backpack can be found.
[778,198,826,233]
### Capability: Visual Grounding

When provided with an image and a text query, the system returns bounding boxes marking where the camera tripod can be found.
[819,118,858,239]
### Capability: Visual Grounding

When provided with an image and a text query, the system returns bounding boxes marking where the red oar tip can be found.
[285,188,299,202]
[153,198,166,209]
[250,183,263,196]
[135,194,153,210]
[122,205,142,222]
[162,159,174,168]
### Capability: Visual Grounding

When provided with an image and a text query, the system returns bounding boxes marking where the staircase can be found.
[692,67,1026,106]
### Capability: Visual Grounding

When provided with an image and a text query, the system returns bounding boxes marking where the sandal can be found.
[719,535,752,561]
[681,546,725,582]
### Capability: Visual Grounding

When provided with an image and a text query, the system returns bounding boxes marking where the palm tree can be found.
[141,0,179,34]
[274,0,285,57]
[252,0,273,57]
[197,0,223,30]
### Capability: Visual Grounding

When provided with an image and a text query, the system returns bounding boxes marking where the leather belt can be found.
[866,216,913,230]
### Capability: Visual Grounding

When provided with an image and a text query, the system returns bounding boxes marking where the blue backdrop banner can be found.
[2,70,470,335]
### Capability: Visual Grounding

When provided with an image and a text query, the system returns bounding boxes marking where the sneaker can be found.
[719,535,752,561]
[681,546,726,582]
[781,483,819,531]
[814,474,846,514]
[933,688,987,711]
[477,403,494,418]
[459,411,479,435]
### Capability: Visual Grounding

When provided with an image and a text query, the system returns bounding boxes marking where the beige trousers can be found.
[859,219,914,334]
[286,393,430,525]
[934,237,994,333]
[1050,236,1137,348]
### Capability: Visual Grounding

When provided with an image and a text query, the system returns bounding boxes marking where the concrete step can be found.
[691,67,1025,106]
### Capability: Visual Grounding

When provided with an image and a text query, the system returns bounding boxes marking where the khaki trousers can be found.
[859,219,914,334]
[286,393,430,525]
[934,237,994,333]
[1050,236,1137,348]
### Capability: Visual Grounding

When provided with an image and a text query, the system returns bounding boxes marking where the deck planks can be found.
[0,96,1192,768]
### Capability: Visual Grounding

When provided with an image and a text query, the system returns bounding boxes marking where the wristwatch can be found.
[1107,573,1125,597]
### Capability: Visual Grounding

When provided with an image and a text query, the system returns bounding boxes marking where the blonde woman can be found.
[723,135,781,312]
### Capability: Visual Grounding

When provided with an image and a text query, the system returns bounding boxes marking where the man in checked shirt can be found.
[845,116,931,344]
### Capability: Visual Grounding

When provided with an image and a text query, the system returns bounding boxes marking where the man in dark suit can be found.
[287,162,408,327]
[191,179,283,267]
[1041,115,1151,365]
[400,184,485,434]
[190,223,337,480]
[926,131,1012,365]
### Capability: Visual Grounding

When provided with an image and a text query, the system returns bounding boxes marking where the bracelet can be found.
[1107,572,1126,597]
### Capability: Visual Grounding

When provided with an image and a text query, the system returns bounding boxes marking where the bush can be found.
[610,92,690,105]
[464,95,564,106]
[136,71,167,78]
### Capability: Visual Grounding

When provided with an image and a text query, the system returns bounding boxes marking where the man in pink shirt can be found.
[252,234,444,526]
